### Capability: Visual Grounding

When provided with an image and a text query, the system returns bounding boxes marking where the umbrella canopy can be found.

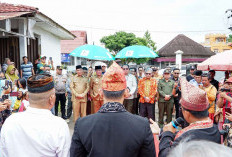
[197,50,232,71]
[69,44,115,61]
[115,45,159,59]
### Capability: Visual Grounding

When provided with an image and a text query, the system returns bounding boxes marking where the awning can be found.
[0,12,30,20]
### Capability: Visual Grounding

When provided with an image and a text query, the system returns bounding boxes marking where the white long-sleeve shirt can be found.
[0,107,70,157]
[125,74,137,99]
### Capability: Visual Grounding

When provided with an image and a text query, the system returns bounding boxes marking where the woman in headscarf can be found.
[5,65,19,83]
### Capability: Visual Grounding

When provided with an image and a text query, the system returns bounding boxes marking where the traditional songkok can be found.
[193,70,202,76]
[180,77,209,111]
[102,61,126,91]
[27,74,54,93]
[76,65,82,69]
[95,66,102,70]
[82,67,88,71]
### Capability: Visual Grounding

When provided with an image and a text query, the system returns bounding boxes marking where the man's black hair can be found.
[183,107,209,119]
[173,68,180,72]
[202,73,211,80]
[103,89,125,99]
[22,56,28,60]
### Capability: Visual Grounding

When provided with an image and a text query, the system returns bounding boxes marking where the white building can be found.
[0,3,75,71]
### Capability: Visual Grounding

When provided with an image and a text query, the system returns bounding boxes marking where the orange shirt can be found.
[203,84,217,114]
[138,77,157,104]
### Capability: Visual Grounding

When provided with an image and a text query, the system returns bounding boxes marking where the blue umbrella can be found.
[69,44,115,61]
[115,45,159,59]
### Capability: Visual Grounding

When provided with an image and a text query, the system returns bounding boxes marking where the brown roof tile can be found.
[61,31,87,53]
[0,3,38,13]
[158,34,215,58]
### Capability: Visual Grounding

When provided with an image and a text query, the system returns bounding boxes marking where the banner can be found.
[61,53,70,62]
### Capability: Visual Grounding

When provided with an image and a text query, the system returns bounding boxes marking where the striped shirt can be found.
[20,62,33,79]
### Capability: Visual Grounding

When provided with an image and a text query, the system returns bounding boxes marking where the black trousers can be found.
[174,98,180,119]
[55,93,66,119]
[139,103,155,121]
[66,95,72,118]
[133,96,139,115]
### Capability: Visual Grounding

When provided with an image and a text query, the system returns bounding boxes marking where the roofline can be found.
[35,12,75,39]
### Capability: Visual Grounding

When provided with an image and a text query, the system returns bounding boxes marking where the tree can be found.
[100,32,138,55]
[100,31,157,64]
[227,34,232,42]
[143,31,157,51]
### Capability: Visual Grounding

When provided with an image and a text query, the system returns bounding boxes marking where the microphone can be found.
[160,117,185,134]
[171,117,184,129]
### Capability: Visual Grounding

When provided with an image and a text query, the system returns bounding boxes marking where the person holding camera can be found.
[217,77,232,124]
[0,75,12,132]
[37,56,53,74]
[0,99,12,132]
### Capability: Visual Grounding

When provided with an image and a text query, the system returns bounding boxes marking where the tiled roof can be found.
[0,3,38,13]
[61,31,87,53]
[158,34,215,58]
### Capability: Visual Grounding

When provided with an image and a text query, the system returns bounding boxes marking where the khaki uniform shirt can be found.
[70,75,89,103]
[158,79,175,103]
[90,75,103,100]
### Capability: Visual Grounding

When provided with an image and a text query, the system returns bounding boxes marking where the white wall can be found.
[33,26,61,68]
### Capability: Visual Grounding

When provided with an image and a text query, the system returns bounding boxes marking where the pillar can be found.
[175,50,183,69]
[18,19,27,64]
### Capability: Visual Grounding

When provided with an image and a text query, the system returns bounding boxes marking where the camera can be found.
[1,80,12,91]
[2,94,9,101]
[220,88,231,92]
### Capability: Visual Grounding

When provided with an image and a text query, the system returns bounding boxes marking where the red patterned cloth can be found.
[102,62,126,91]
[175,119,213,140]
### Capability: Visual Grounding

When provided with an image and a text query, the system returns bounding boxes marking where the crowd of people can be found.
[0,55,232,156]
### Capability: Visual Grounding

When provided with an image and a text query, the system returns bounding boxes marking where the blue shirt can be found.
[20,62,33,79]
[189,79,203,88]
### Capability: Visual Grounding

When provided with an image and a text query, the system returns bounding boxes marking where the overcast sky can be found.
[2,0,232,49]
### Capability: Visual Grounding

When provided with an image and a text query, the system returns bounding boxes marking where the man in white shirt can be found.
[0,74,70,157]
[122,65,137,113]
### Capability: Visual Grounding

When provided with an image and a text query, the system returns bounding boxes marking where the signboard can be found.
[61,53,70,62]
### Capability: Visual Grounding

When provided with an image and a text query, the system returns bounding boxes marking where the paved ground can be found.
[68,116,75,135]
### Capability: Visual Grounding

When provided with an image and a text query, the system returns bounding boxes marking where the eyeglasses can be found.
[146,73,152,75]
[174,73,180,74]
[123,68,129,70]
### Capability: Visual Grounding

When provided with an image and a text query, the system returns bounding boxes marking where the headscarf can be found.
[5,65,19,82]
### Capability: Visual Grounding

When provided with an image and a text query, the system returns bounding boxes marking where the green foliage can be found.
[100,32,138,54]
[100,31,157,64]
[227,34,232,42]
[143,31,157,51]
